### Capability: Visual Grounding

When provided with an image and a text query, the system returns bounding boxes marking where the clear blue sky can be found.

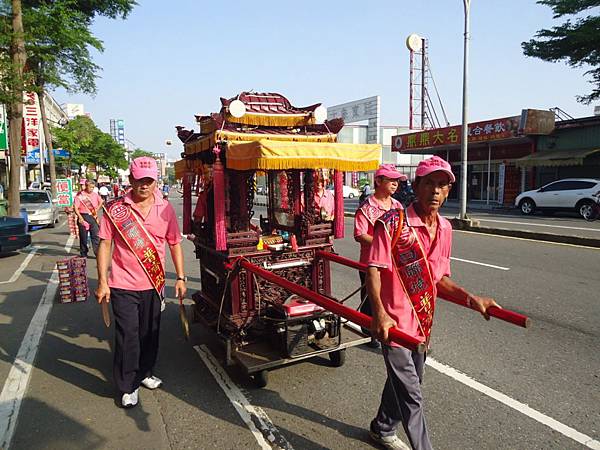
[58,0,597,159]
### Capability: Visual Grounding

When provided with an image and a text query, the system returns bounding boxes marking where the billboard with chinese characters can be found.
[327,96,380,144]
[22,92,41,157]
[55,178,74,207]
[392,116,521,152]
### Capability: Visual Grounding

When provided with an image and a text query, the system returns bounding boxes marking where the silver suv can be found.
[515,178,600,218]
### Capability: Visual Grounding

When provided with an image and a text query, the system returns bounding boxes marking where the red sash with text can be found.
[379,208,436,342]
[357,197,386,226]
[80,194,98,221]
[103,197,165,295]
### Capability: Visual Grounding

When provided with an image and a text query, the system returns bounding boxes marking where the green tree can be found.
[522,0,600,104]
[53,115,127,178]
[130,148,154,159]
[0,0,135,215]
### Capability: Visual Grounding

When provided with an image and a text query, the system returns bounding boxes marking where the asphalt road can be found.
[344,197,600,240]
[0,198,598,450]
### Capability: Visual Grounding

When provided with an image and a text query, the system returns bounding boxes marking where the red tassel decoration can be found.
[333,170,344,239]
[212,146,227,251]
[182,172,193,235]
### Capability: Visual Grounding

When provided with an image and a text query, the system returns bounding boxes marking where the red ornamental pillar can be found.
[212,145,227,251]
[182,171,193,235]
[333,170,344,238]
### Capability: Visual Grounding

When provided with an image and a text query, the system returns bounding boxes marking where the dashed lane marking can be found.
[475,217,600,233]
[0,246,46,285]
[454,229,600,250]
[194,345,293,450]
[450,256,510,271]
[427,357,600,449]
[0,235,74,450]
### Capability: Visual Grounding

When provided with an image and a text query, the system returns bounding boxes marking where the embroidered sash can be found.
[103,197,165,295]
[80,194,98,221]
[357,197,385,226]
[380,208,436,342]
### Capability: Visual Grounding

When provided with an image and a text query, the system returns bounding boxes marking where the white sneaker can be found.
[141,375,163,390]
[369,430,410,450]
[121,388,139,408]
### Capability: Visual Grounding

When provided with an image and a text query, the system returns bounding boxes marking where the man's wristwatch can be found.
[176,276,187,282]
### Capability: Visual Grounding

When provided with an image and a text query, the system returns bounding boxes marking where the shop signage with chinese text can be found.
[55,178,74,207]
[392,116,521,152]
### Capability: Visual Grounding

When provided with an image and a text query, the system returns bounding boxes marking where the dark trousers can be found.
[111,288,162,394]
[371,346,432,450]
[78,213,99,256]
[359,272,373,334]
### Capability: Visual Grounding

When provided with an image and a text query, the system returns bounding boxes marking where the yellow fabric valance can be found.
[216,129,337,143]
[225,112,316,127]
[174,159,202,179]
[226,139,381,171]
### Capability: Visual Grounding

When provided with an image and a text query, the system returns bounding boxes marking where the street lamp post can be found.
[460,0,471,220]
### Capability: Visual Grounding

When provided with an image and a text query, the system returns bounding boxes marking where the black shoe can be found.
[367,339,381,349]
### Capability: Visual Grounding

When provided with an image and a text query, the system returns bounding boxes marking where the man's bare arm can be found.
[366,266,396,343]
[95,239,111,303]
[354,234,373,245]
[169,243,187,299]
[436,275,500,320]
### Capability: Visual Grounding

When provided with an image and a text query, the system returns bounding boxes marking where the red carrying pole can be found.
[315,250,531,329]
[236,258,426,353]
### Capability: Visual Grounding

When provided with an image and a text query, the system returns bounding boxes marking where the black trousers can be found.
[359,271,373,334]
[78,213,99,257]
[111,288,162,394]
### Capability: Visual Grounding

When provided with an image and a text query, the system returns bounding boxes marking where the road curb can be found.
[255,208,600,249]
[448,218,600,248]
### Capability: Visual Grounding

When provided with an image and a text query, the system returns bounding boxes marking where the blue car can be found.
[0,215,32,254]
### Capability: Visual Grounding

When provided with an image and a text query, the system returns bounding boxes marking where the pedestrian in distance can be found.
[99,183,110,202]
[366,156,500,450]
[73,179,103,258]
[354,164,406,348]
[95,157,186,408]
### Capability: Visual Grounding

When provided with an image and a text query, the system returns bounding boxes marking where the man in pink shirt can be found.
[313,179,335,220]
[354,164,406,347]
[366,156,499,450]
[95,157,186,408]
[73,179,103,257]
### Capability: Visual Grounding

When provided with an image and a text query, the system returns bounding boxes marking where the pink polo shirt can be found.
[98,191,182,291]
[354,196,403,263]
[73,191,102,215]
[314,190,335,216]
[367,204,453,344]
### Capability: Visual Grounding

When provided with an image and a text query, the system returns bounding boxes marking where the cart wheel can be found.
[329,349,346,367]
[253,370,269,388]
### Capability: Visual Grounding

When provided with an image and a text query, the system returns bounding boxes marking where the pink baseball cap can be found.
[374,164,407,181]
[130,157,158,181]
[415,156,455,183]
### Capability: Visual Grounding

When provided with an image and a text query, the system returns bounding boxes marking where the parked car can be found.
[0,215,31,254]
[515,178,600,218]
[20,190,60,228]
[28,181,51,191]
[342,185,360,199]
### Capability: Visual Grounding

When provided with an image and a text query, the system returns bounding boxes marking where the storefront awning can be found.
[225,139,381,171]
[515,148,600,168]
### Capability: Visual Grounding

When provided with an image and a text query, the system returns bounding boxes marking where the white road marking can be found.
[455,229,600,250]
[0,246,46,285]
[194,345,293,450]
[0,235,74,450]
[427,357,600,450]
[450,256,510,271]
[476,218,600,233]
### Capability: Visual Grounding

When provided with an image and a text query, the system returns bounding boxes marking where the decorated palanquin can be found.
[174,92,380,383]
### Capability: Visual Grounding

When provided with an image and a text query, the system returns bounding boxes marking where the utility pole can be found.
[459,0,471,221]
[7,0,26,217]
